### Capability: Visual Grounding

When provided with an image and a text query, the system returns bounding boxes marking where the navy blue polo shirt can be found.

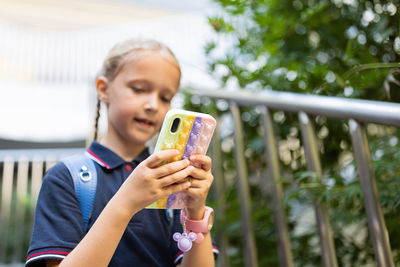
[26,141,218,266]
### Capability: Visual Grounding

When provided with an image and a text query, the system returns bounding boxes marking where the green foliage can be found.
[207,0,400,99]
[187,0,400,266]
[0,185,34,263]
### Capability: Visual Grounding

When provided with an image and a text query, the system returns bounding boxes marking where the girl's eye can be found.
[132,87,146,93]
[161,96,172,103]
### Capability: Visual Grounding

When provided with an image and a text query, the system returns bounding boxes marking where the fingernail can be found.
[186,182,191,187]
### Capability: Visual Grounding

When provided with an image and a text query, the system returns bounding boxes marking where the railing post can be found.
[0,158,14,262]
[210,111,230,267]
[230,101,258,267]
[299,112,338,267]
[260,106,293,267]
[14,158,29,262]
[348,119,394,267]
[31,159,44,207]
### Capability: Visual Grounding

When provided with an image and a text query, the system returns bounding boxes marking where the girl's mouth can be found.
[135,118,155,128]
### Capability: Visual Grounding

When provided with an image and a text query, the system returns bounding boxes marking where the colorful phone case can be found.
[146,109,216,209]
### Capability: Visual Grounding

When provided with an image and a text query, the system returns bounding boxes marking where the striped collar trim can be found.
[86,141,150,170]
[86,149,112,169]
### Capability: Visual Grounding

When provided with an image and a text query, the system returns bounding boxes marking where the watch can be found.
[180,206,214,244]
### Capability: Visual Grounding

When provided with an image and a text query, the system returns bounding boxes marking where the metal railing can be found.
[0,148,84,264]
[1,89,400,266]
[189,88,400,267]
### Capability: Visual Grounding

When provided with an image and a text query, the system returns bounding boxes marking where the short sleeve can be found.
[26,162,84,266]
[169,209,219,265]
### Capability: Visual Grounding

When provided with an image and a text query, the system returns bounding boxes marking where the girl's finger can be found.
[159,165,194,187]
[189,154,211,171]
[187,175,213,188]
[155,159,190,178]
[146,149,180,168]
[187,168,207,180]
[185,186,205,194]
[186,177,203,189]
[163,180,192,197]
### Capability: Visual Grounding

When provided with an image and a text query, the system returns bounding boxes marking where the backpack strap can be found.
[62,152,98,231]
[62,152,173,231]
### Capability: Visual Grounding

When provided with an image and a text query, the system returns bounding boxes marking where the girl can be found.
[26,39,217,266]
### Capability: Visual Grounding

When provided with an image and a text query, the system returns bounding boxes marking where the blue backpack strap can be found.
[62,152,97,231]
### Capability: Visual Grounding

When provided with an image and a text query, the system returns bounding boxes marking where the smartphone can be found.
[146,109,217,209]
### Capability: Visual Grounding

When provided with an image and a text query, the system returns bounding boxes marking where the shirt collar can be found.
[86,141,150,170]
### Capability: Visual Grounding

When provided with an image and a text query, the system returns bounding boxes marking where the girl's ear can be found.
[96,77,110,104]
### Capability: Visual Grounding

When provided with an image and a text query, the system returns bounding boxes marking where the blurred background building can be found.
[0,0,219,146]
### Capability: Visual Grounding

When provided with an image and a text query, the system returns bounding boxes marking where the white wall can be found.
[0,1,221,142]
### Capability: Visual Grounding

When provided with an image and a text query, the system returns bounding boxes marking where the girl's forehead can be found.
[116,49,181,90]
[122,49,180,70]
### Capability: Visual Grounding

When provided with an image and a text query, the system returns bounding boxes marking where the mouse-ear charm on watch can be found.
[173,206,214,252]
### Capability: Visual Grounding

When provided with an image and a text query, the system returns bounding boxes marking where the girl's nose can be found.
[144,93,159,112]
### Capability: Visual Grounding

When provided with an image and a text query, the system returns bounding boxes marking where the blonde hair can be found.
[93,38,181,141]
[100,38,180,81]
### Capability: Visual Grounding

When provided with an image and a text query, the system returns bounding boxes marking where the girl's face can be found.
[99,50,181,146]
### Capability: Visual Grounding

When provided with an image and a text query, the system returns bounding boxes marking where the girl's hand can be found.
[118,149,194,214]
[184,155,214,220]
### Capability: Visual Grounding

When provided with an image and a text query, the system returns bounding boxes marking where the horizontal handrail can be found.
[188,89,400,127]
[0,148,84,161]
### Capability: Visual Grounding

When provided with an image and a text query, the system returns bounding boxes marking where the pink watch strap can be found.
[180,206,214,234]
[180,207,213,244]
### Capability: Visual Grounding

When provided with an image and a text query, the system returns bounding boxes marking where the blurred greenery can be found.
[0,179,34,263]
[185,0,400,266]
